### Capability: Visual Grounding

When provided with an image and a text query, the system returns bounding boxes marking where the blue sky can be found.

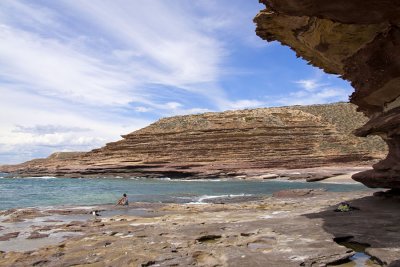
[0,0,353,164]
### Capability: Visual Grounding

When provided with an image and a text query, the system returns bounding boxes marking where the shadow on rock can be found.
[304,194,400,266]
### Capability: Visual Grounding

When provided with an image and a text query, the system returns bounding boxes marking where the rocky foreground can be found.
[0,191,399,266]
[0,103,386,180]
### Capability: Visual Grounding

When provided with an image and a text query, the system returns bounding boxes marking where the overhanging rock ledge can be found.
[254,0,400,189]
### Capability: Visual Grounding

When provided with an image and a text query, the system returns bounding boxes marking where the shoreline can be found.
[0,165,370,182]
[0,177,369,212]
[0,165,372,181]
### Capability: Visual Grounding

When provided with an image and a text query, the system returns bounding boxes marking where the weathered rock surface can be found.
[0,103,386,179]
[0,192,400,267]
[272,188,326,198]
[2,191,396,266]
[254,0,400,189]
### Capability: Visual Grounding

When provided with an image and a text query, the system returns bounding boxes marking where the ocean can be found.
[0,175,369,210]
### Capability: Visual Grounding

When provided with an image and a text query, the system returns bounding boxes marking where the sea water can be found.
[0,175,369,210]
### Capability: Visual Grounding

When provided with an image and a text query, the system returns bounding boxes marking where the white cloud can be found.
[0,1,61,33]
[0,0,235,164]
[273,74,352,106]
[184,108,213,114]
[13,125,91,135]
[0,85,151,164]
[190,1,267,48]
[281,87,350,106]
[1,132,104,147]
[166,102,183,110]
[224,99,265,110]
[133,106,152,113]
[0,25,140,106]
[295,79,328,92]
[0,0,273,164]
[0,0,240,114]
[58,0,226,90]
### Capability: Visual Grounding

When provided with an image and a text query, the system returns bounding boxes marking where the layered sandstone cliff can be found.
[254,0,400,189]
[0,103,386,179]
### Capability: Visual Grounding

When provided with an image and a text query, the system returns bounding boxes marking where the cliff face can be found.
[254,0,400,189]
[0,103,386,179]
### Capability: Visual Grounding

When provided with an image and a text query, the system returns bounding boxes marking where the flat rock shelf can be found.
[1,191,399,266]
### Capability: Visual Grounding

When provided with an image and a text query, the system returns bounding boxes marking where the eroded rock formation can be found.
[254,0,400,189]
[0,103,386,179]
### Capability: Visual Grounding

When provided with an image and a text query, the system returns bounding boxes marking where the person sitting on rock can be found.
[117,193,129,206]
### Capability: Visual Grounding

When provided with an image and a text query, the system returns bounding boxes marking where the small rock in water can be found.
[0,232,19,241]
[27,232,49,239]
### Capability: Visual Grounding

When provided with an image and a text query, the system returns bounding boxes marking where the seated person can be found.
[117,193,129,206]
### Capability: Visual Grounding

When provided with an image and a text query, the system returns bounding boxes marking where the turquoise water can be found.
[0,175,369,210]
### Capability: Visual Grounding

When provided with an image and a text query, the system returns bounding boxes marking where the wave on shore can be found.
[187,194,253,204]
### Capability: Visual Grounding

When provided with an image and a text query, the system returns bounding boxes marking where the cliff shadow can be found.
[303,194,400,266]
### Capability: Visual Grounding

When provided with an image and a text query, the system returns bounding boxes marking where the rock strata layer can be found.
[0,103,385,179]
[254,0,400,189]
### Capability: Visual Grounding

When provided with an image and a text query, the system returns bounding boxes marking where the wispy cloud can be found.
[0,0,268,164]
[294,79,328,92]
[0,0,251,110]
[224,99,266,110]
[58,1,226,92]
[0,25,141,106]
[13,125,91,135]
[0,0,353,165]
[272,72,352,106]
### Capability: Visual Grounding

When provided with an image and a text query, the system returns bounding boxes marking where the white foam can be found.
[27,176,57,179]
[272,178,301,183]
[188,193,252,204]
[260,215,274,219]
[170,179,226,182]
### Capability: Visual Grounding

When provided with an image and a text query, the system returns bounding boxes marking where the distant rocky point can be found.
[0,103,387,179]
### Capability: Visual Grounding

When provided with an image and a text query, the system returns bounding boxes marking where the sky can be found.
[0,0,354,164]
